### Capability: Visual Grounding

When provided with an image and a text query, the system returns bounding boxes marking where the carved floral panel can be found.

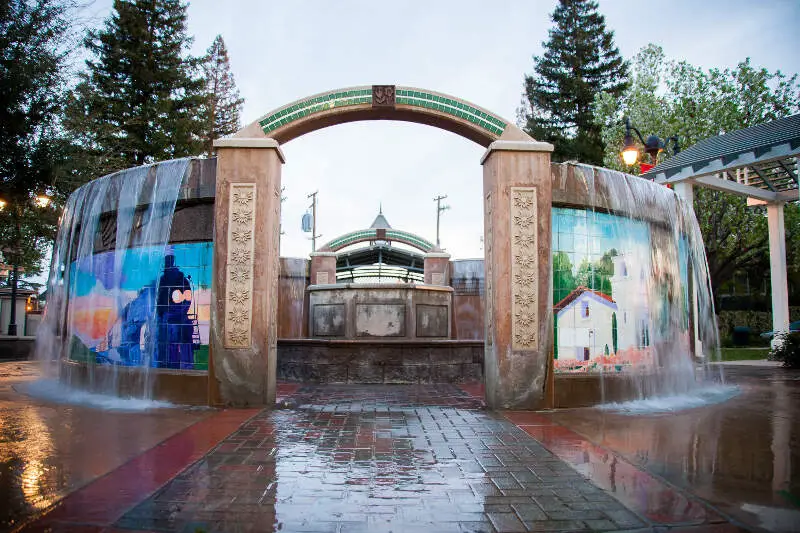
[510,187,538,351]
[225,183,257,348]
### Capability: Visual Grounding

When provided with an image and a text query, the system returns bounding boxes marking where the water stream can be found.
[35,158,191,401]
[557,164,724,406]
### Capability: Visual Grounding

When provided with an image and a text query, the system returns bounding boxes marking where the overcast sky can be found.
[78,0,800,261]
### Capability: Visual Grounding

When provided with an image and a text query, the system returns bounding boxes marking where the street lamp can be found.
[621,117,680,170]
[0,193,51,335]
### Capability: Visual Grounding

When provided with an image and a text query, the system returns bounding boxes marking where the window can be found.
[583,347,590,361]
[581,301,590,318]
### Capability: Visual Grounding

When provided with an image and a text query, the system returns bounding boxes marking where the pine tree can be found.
[200,35,244,155]
[520,0,628,164]
[65,0,204,173]
[0,0,74,277]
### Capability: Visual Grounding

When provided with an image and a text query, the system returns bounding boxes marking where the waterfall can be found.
[554,164,723,401]
[35,158,191,399]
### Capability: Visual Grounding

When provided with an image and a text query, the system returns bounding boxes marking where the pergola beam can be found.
[692,175,780,201]
[653,144,800,187]
[749,165,777,192]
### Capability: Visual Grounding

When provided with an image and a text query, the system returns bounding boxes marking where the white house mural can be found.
[552,207,682,373]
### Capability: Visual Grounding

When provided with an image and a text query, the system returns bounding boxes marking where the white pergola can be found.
[643,114,800,345]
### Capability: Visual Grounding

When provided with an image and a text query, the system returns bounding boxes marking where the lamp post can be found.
[0,193,51,336]
[621,117,680,173]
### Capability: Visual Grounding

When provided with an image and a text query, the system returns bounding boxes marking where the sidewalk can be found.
[17,383,743,533]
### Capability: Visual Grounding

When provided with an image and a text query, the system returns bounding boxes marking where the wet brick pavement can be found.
[115,385,647,533]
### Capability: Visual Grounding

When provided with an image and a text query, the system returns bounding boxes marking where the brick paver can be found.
[114,385,649,533]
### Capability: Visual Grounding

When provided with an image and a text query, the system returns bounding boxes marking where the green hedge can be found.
[717,308,800,336]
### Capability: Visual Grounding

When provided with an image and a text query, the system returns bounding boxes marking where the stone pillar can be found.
[309,252,337,285]
[424,251,451,285]
[767,201,790,349]
[210,138,285,406]
[673,181,703,357]
[480,140,554,410]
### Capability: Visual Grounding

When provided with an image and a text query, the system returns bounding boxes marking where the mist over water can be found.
[597,385,740,414]
[17,379,174,411]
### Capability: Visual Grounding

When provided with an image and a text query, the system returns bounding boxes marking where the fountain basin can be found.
[59,360,209,405]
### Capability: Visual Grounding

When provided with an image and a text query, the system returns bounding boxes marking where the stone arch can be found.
[234,85,534,146]
[212,84,554,411]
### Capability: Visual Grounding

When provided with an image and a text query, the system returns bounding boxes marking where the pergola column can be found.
[481,140,554,410]
[210,138,285,406]
[767,201,790,348]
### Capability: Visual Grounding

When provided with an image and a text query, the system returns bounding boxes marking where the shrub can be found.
[769,332,800,369]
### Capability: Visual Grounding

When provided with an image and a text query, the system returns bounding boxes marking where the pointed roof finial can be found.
[370,205,391,229]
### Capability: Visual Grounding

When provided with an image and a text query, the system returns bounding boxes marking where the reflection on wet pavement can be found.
[116,386,648,533]
[4,363,796,532]
[0,362,209,532]
[546,365,800,532]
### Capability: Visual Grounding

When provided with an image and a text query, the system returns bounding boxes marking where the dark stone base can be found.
[0,337,35,361]
[60,361,209,405]
[277,339,484,384]
[554,373,640,408]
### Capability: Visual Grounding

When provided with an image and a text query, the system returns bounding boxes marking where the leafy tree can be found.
[575,249,617,295]
[553,251,577,304]
[594,44,800,302]
[200,35,244,155]
[65,0,205,177]
[0,0,75,277]
[519,0,628,165]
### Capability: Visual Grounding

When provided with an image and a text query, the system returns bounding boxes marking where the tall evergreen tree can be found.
[200,35,244,155]
[519,0,628,164]
[65,0,204,174]
[0,0,75,278]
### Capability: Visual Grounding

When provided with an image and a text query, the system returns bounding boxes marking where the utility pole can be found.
[307,191,322,252]
[433,195,450,248]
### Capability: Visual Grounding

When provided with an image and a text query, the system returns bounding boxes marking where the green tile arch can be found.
[324,228,434,253]
[260,89,372,134]
[258,87,507,138]
[325,229,378,251]
[395,89,507,133]
[384,230,434,252]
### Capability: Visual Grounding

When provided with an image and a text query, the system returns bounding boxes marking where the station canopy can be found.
[320,208,433,283]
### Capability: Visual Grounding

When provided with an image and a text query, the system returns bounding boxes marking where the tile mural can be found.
[552,207,688,373]
[67,242,213,370]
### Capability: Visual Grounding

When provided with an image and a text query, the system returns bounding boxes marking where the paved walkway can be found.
[14,382,743,533]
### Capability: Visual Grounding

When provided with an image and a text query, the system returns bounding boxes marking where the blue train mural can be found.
[67,243,212,370]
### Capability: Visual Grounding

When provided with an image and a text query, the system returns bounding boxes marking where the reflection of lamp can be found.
[621,117,680,171]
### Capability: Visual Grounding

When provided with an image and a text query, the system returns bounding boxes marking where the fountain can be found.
[34,157,216,404]
[30,84,729,410]
[32,157,725,408]
[549,163,725,408]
